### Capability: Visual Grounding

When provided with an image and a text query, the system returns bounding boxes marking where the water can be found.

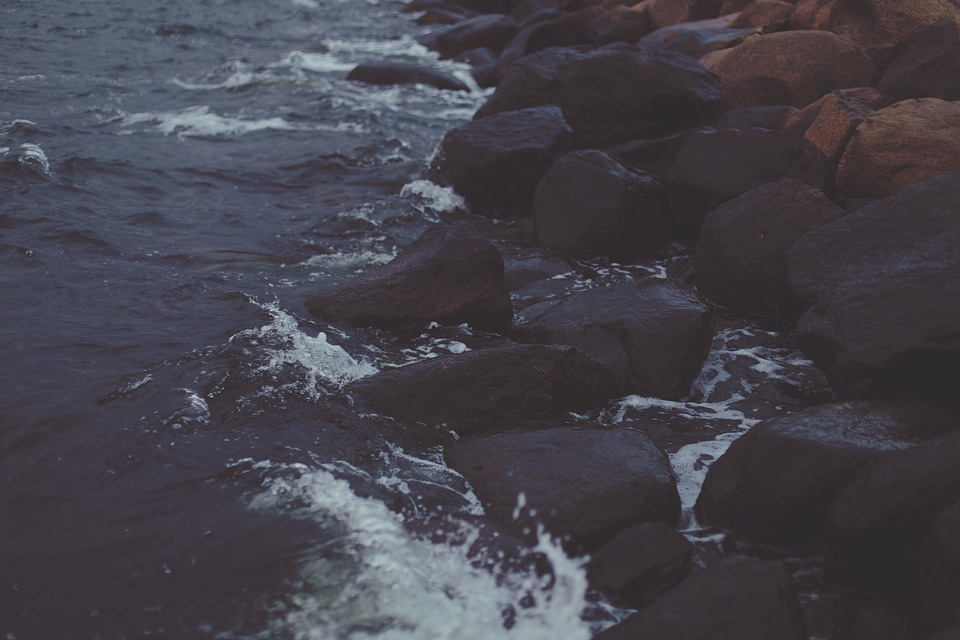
[1,1,829,638]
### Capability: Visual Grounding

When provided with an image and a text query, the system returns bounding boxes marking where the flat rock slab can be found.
[445,426,680,551]
[596,556,809,640]
[787,166,960,403]
[515,279,714,400]
[305,221,513,333]
[345,344,619,440]
[475,44,721,148]
[696,399,957,549]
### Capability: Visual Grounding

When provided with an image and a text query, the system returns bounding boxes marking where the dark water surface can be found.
[1,2,830,638]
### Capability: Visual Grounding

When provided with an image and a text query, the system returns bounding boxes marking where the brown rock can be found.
[647,0,704,29]
[879,19,960,102]
[783,87,885,136]
[728,0,795,28]
[803,91,875,165]
[790,0,960,63]
[713,30,877,109]
[836,98,960,199]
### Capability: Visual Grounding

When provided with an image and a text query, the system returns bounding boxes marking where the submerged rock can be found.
[596,556,809,640]
[696,400,957,549]
[445,426,681,551]
[429,105,572,217]
[515,279,714,400]
[305,221,513,333]
[346,62,469,91]
[345,344,619,440]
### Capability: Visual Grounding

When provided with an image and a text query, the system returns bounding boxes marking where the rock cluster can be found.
[312,0,960,636]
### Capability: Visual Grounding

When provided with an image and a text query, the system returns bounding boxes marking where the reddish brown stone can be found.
[802,91,875,165]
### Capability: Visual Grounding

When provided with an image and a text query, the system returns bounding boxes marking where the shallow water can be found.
[1,1,829,637]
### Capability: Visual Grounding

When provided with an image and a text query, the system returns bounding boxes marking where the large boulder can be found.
[921,500,960,632]
[515,279,714,399]
[835,98,960,199]
[445,426,681,551]
[826,430,960,593]
[694,178,845,318]
[428,105,572,217]
[533,150,672,261]
[711,30,877,109]
[475,44,722,148]
[345,344,619,440]
[790,0,960,63]
[878,20,960,102]
[346,62,469,91]
[305,221,513,333]
[587,522,694,608]
[424,14,519,59]
[596,557,809,640]
[711,105,799,130]
[646,0,723,29]
[696,400,957,549]
[727,0,795,28]
[605,127,712,183]
[665,127,829,239]
[787,167,960,403]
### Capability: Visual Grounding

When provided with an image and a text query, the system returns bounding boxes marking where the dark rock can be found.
[825,430,960,595]
[637,15,755,60]
[453,46,498,67]
[448,0,515,15]
[920,500,960,632]
[426,14,519,59]
[711,105,799,130]
[694,178,844,318]
[879,19,960,102]
[587,522,694,608]
[665,127,829,240]
[428,105,572,217]
[585,5,653,44]
[727,0,794,28]
[514,279,714,399]
[346,62,469,91]
[476,44,722,148]
[929,624,960,640]
[445,426,680,551]
[712,30,877,109]
[596,556,808,640]
[345,344,619,440]
[305,221,512,333]
[836,98,960,199]
[696,400,956,549]
[533,150,672,261]
[511,0,560,23]
[415,7,475,25]
[605,127,712,182]
[787,167,960,403]
[647,0,719,30]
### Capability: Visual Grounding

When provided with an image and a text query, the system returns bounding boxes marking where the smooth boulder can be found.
[835,98,960,199]
[428,105,572,217]
[475,44,722,147]
[533,150,671,261]
[694,178,844,318]
[345,344,619,440]
[425,14,518,59]
[305,221,513,333]
[712,30,877,109]
[787,167,960,402]
[515,280,714,400]
[346,62,469,91]
[445,426,681,551]
[878,20,960,102]
[696,400,956,549]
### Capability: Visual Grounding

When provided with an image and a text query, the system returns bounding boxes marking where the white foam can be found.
[120,105,296,137]
[278,50,357,73]
[400,179,466,214]
[250,462,592,640]
[18,143,50,174]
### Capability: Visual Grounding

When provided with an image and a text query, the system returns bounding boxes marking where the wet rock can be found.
[879,20,960,102]
[790,0,959,63]
[835,98,960,199]
[305,221,513,333]
[425,14,518,59]
[596,556,808,640]
[711,105,799,130]
[787,167,960,402]
[696,400,956,549]
[712,30,877,109]
[694,178,844,318]
[727,0,794,28]
[346,62,469,91]
[475,44,722,148]
[445,426,681,551]
[532,150,672,262]
[825,430,960,595]
[605,127,712,182]
[514,280,714,400]
[587,522,694,608]
[428,105,572,217]
[802,90,874,166]
[638,24,755,60]
[665,127,829,240]
[647,0,719,30]
[345,344,619,440]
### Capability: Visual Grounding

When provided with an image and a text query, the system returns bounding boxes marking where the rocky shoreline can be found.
[322,0,960,637]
